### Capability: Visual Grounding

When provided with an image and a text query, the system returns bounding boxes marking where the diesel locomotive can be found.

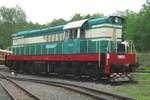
[5,16,137,81]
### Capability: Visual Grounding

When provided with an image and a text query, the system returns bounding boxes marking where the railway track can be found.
[0,82,13,100]
[0,73,40,100]
[2,73,135,100]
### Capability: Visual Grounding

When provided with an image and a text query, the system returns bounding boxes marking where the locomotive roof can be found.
[13,25,64,37]
[13,16,122,37]
[63,19,89,30]
[88,17,109,25]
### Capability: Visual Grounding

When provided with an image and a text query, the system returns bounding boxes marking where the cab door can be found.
[63,28,79,54]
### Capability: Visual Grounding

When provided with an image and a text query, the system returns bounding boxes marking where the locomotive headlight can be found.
[118,55,125,59]
[107,54,110,59]
[114,17,119,23]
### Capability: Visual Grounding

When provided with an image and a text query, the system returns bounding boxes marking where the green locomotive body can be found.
[6,16,137,81]
[12,16,122,55]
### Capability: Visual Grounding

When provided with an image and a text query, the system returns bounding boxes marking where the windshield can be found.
[117,43,126,53]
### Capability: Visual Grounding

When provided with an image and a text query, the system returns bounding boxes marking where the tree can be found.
[70,13,104,21]
[138,0,150,51]
[119,0,150,52]
[70,13,83,21]
[47,18,67,27]
[0,5,26,24]
[91,13,104,18]
[0,5,26,48]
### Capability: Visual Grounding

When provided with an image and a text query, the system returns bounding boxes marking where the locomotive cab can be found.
[106,40,137,81]
[117,40,136,53]
[117,43,126,53]
[63,19,88,54]
[117,41,130,53]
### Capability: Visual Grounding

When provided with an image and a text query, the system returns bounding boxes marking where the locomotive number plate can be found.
[118,55,125,59]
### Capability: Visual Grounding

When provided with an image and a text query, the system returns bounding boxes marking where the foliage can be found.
[47,18,67,27]
[138,0,150,52]
[46,13,104,27]
[0,5,26,24]
[0,6,26,48]
[70,13,83,21]
[137,53,150,70]
[119,0,150,52]
[0,6,46,49]
[70,13,104,21]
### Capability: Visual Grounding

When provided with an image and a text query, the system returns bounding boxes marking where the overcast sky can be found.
[0,0,146,24]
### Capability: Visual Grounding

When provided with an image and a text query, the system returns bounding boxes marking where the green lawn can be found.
[113,73,150,100]
[137,53,150,70]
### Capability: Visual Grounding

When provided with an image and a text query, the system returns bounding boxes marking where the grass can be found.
[113,73,150,100]
[137,53,150,70]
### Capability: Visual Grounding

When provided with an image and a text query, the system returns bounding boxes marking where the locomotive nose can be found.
[104,53,136,73]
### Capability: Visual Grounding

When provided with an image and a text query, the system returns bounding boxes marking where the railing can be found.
[106,40,136,54]
[106,40,117,53]
[128,40,136,53]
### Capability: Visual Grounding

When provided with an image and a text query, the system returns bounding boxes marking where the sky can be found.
[0,0,146,24]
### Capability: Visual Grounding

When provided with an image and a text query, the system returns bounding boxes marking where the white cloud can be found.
[0,0,146,24]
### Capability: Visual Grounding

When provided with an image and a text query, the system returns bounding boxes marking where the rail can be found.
[0,81,15,100]
[0,73,40,100]
[6,75,135,100]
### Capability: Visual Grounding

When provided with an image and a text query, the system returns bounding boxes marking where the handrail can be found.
[106,40,111,53]
[128,40,136,53]
[106,39,117,53]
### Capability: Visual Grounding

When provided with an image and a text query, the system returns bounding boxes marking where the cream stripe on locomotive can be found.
[85,27,122,39]
[91,24,122,29]
[12,24,122,46]
[13,33,64,46]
